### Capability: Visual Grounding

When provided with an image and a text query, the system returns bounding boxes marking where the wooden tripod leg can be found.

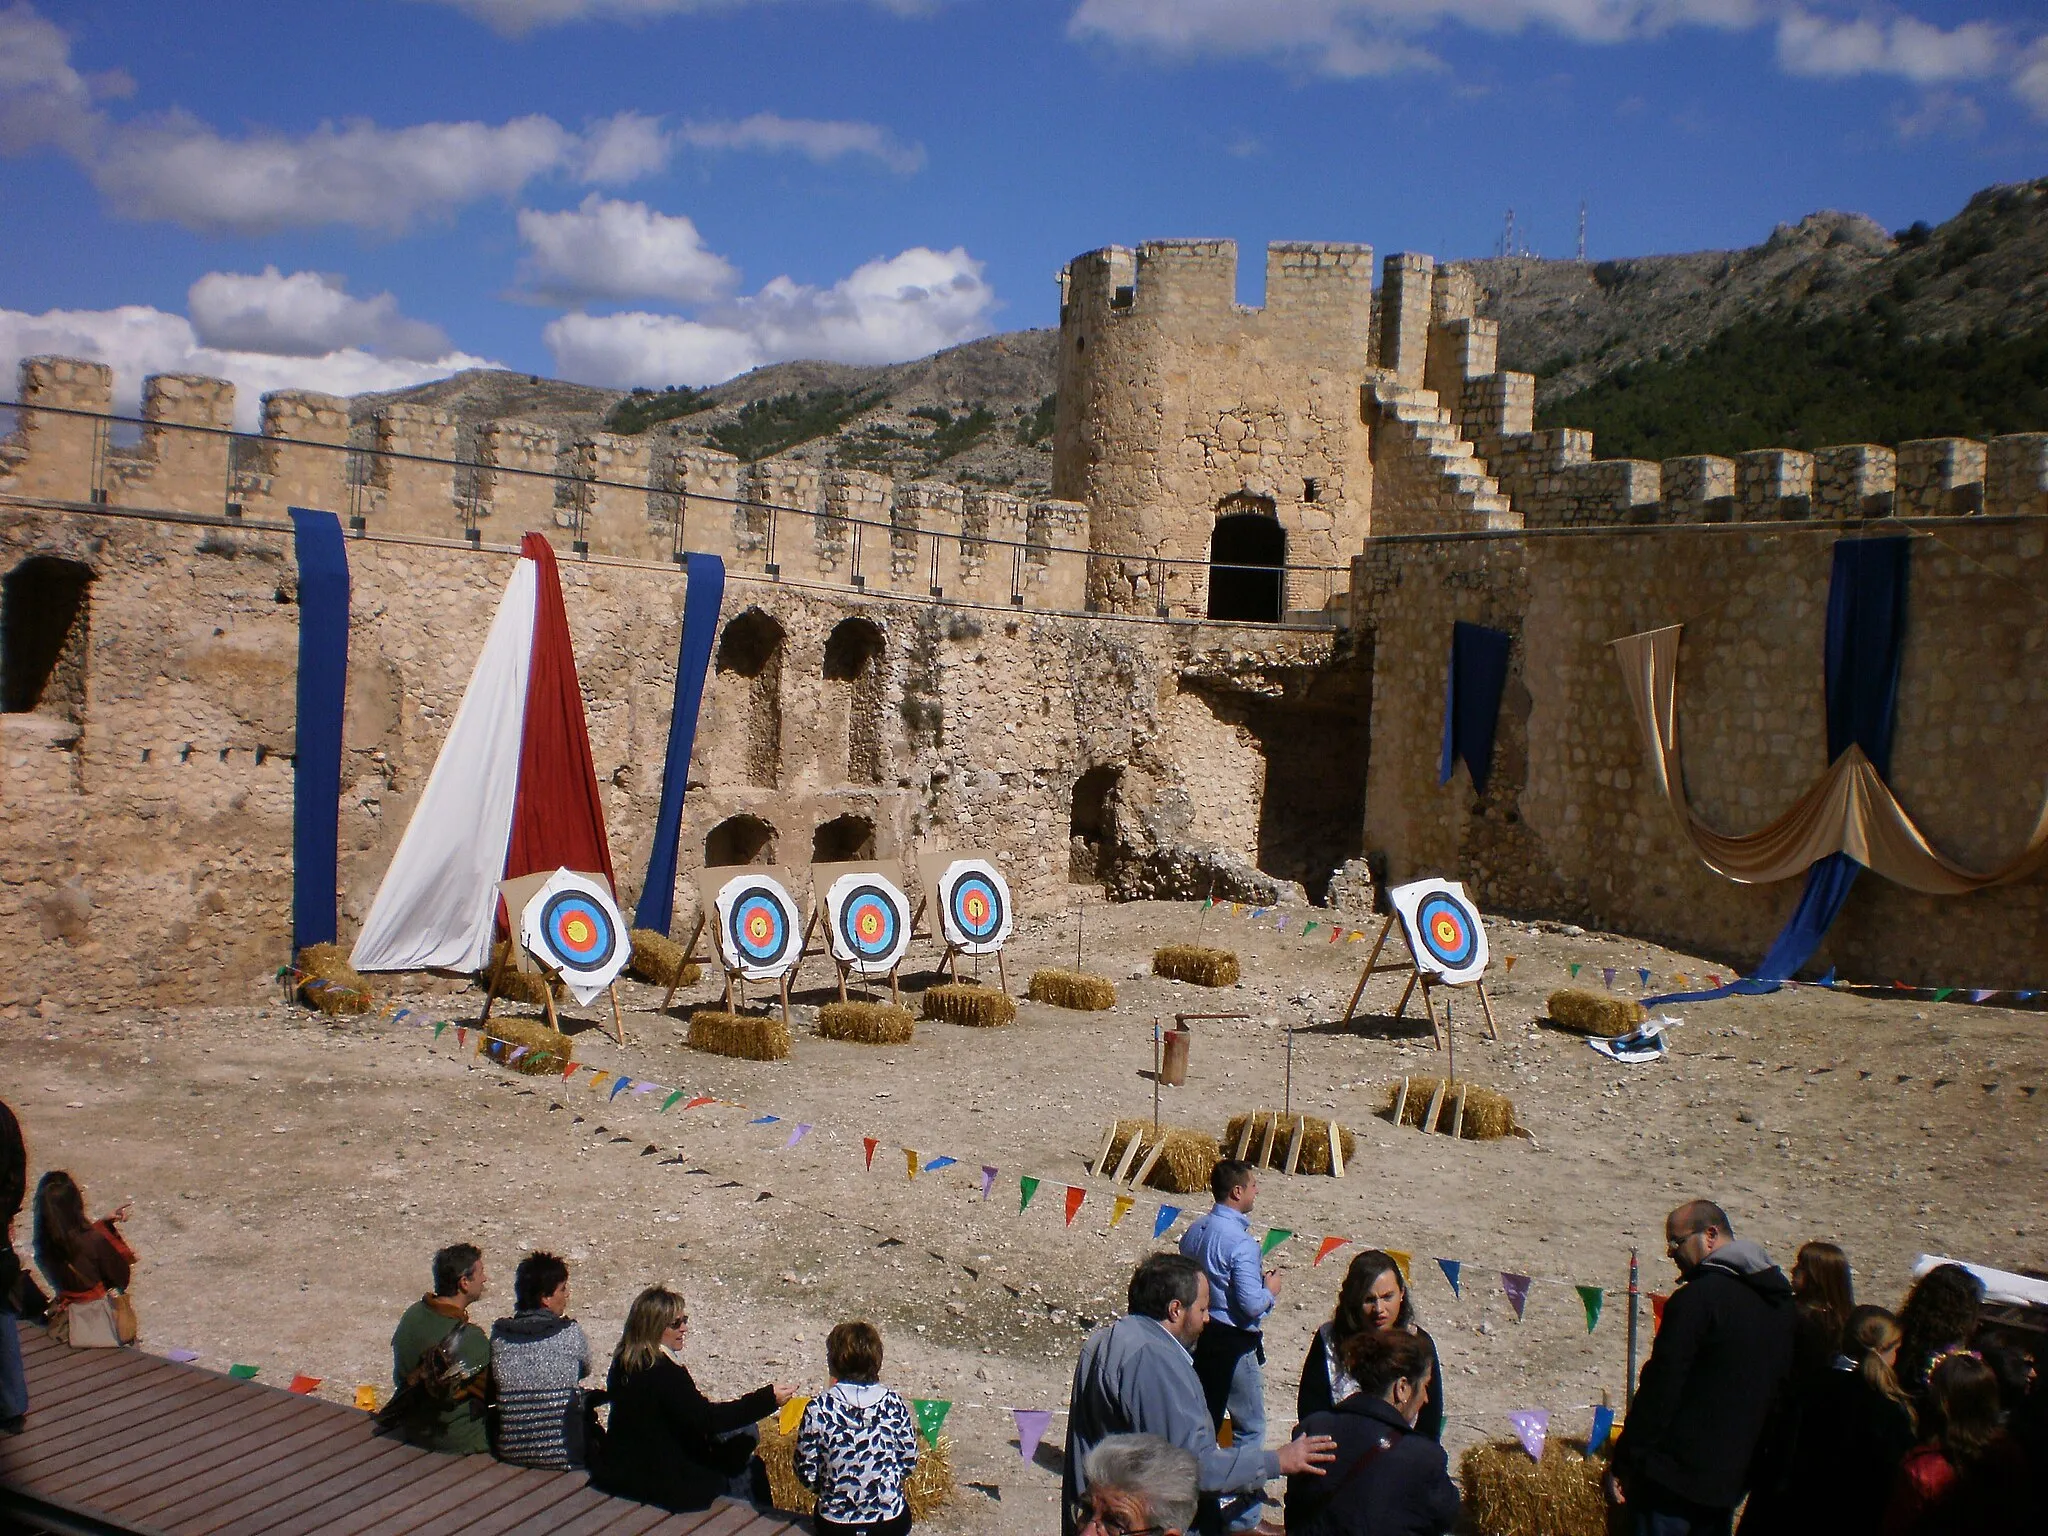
[889,967,900,1007]
[664,914,706,1012]
[721,968,734,1010]
[997,948,1008,994]
[779,973,791,1027]
[540,976,561,1036]
[478,947,507,1028]
[1394,970,1418,1019]
[836,962,849,1004]
[1420,980,1443,1051]
[1477,981,1500,1041]
[608,982,625,1046]
[1342,916,1395,1024]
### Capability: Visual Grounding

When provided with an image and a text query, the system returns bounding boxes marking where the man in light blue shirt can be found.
[1179,1159,1282,1530]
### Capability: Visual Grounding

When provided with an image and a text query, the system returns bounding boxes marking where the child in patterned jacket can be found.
[794,1320,920,1536]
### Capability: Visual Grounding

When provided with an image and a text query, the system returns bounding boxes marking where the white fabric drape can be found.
[351,560,537,972]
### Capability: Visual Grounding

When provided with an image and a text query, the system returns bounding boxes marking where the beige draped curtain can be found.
[1609,625,2048,895]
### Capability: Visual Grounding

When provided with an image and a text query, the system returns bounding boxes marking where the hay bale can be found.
[687,1010,792,1061]
[1383,1077,1518,1140]
[757,1414,954,1520]
[1221,1112,1357,1175]
[1026,969,1118,1010]
[1459,1437,1608,1536]
[480,1015,573,1076]
[626,928,701,991]
[1546,989,1645,1037]
[294,944,374,1015]
[921,982,1017,1028]
[1107,1119,1220,1194]
[818,1001,916,1045]
[477,941,565,1007]
[1152,945,1240,987]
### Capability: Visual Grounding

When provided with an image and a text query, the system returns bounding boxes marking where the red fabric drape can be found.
[502,534,616,915]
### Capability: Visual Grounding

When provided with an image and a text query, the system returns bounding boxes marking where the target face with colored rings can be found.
[936,858,1012,956]
[825,872,911,974]
[713,874,802,982]
[518,869,629,1005]
[1388,877,1489,985]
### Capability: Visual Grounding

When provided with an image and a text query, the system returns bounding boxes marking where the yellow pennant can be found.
[353,1384,379,1412]
[905,1147,919,1180]
[1387,1249,1412,1285]
[588,1072,611,1093]
[778,1395,811,1435]
[1110,1195,1135,1229]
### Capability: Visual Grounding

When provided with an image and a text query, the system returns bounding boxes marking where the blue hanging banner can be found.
[1439,620,1513,792]
[289,508,350,953]
[634,553,726,934]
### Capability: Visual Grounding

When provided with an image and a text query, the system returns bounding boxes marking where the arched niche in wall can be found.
[812,813,877,863]
[705,814,778,868]
[2,555,94,722]
[714,608,784,788]
[1207,496,1285,623]
[822,616,887,785]
[1069,764,1124,883]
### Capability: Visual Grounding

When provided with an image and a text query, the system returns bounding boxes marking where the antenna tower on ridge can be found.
[1577,201,1588,262]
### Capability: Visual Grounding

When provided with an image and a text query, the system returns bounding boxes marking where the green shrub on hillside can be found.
[606,386,713,435]
[708,388,889,461]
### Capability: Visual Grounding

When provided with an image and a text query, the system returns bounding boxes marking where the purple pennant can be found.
[633,1081,659,1094]
[1969,989,1995,1003]
[1276,914,1289,930]
[1501,1272,1532,1320]
[166,1348,201,1363]
[1602,967,1616,990]
[1507,1408,1548,1461]
[785,1123,813,1147]
[1012,1407,1054,1462]
[980,1166,998,1200]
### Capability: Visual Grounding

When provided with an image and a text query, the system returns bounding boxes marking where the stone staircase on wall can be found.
[1365,372,1520,536]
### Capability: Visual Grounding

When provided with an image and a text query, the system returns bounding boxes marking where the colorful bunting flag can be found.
[1153,1205,1181,1239]
[561,1059,578,1079]
[434,1020,449,1038]
[456,1027,468,1048]
[1314,1236,1348,1267]
[980,1166,998,1201]
[1437,1258,1462,1298]
[610,1077,632,1100]
[863,1137,878,1170]
[166,1349,201,1363]
[1568,963,1582,979]
[1386,1250,1411,1284]
[750,1114,780,1125]
[661,1090,684,1111]
[588,1072,611,1094]
[684,1095,715,1110]
[1932,987,1955,1003]
[1507,1408,1548,1462]
[1650,1292,1668,1331]
[779,1395,811,1435]
[1013,1407,1053,1462]
[353,1385,379,1412]
[2018,990,2039,1002]
[1064,1186,1086,1226]
[905,1148,919,1180]
[785,1123,813,1148]
[1502,1272,1532,1320]
[1576,1285,1604,1334]
[1260,1228,1292,1257]
[633,1082,658,1095]
[289,1374,322,1394]
[911,1398,951,1446]
[1637,968,1650,989]
[1969,989,1995,1003]
[1588,1404,1615,1454]
[1503,956,1517,977]
[1110,1195,1135,1229]
[1303,921,1318,937]
[1602,968,1615,990]
[229,1364,260,1380]
[1020,1176,1041,1212]
[925,1156,957,1173]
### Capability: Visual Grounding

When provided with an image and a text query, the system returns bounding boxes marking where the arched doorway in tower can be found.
[705,815,777,868]
[1069,765,1123,883]
[1207,502,1285,623]
[713,608,784,788]
[2,555,94,720]
[823,617,887,784]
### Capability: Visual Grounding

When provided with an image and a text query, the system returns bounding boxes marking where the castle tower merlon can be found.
[1377,253,1436,386]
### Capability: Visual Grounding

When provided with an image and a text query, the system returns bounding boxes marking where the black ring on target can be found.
[946,871,1006,945]
[834,881,906,967]
[538,889,621,977]
[1413,892,1479,971]
[726,886,795,970]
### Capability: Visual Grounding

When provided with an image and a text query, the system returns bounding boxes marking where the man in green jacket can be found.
[391,1243,492,1453]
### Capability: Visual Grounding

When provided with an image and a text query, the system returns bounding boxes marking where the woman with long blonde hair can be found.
[594,1285,794,1513]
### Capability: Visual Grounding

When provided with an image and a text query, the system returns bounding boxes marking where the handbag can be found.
[51,1294,124,1349]
[111,1289,139,1344]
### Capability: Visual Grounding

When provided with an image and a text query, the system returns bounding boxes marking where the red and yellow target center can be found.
[856,909,883,939]
[562,915,594,948]
[963,893,989,923]
[1431,914,1462,944]
[744,911,775,942]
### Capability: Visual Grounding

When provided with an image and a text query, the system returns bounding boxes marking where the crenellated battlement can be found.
[1059,239,1374,325]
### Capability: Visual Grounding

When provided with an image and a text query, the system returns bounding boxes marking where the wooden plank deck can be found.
[1,1321,803,1536]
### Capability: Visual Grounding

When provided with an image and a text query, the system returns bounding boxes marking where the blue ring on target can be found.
[538,890,619,975]
[946,872,1006,944]
[835,882,905,966]
[1413,892,1479,971]
[727,888,795,969]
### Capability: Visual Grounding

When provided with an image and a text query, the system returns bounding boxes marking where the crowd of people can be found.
[3,1095,2045,1536]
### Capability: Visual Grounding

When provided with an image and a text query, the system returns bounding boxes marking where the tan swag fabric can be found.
[1610,625,2048,895]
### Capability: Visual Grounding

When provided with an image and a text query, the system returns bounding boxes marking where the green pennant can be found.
[1577,1285,1604,1333]
[661,1089,684,1111]
[1260,1228,1293,1257]
[1302,922,1318,937]
[433,1021,448,1039]
[911,1398,951,1446]
[229,1364,260,1380]
[1932,987,1955,1003]
[1569,963,1582,979]
[1019,1175,1040,1212]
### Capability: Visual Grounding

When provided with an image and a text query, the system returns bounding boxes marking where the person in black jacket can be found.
[2,1097,35,1435]
[1298,1251,1443,1441]
[595,1284,794,1513]
[1776,1305,1917,1533]
[1608,1200,1796,1536]
[1285,1327,1457,1536]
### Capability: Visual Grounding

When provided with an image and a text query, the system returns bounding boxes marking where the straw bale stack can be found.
[294,944,374,1015]
[687,1010,792,1061]
[478,941,565,1007]
[1106,1119,1220,1194]
[1026,969,1118,1010]
[1546,989,1645,1036]
[1152,946,1241,987]
[480,1015,573,1076]
[1222,1112,1355,1175]
[627,929,701,991]
[1384,1077,1518,1140]
[818,1001,916,1044]
[1459,1437,1608,1536]
[921,982,1017,1028]
[757,1415,954,1520]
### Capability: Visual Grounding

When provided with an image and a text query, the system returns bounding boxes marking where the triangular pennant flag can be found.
[1260,1228,1292,1258]
[456,1027,468,1048]
[353,1384,379,1411]
[1968,988,1995,1003]
[1013,1407,1053,1462]
[684,1095,714,1109]
[1637,967,1651,989]
[229,1364,260,1380]
[779,1395,811,1435]
[1386,1250,1412,1285]
[1437,1258,1462,1297]
[1020,1175,1040,1211]
[1708,973,1722,987]
[610,1077,632,1100]
[863,1137,879,1169]
[1673,972,1689,987]
[434,1020,449,1038]
[1314,1236,1348,1267]
[166,1348,201,1363]
[1507,1408,1548,1461]
[1602,968,1615,990]
[1932,987,1955,1003]
[588,1072,611,1094]
[633,1082,659,1095]
[507,1045,528,1063]
[911,1398,951,1446]
[562,1059,579,1079]
[661,1090,684,1111]
[1064,1186,1086,1226]
[750,1114,780,1125]
[1153,1205,1180,1238]
[1651,1292,1669,1331]
[1576,1285,1604,1333]
[1818,967,1837,986]
[289,1374,322,1395]
[1568,963,1581,979]
[1501,1272,1532,1320]
[785,1123,813,1148]
[905,1147,919,1180]
[1503,956,1517,977]
[1275,914,1289,930]
[980,1166,998,1200]
[1110,1195,1135,1229]
[924,1156,957,1173]
[1328,925,1341,943]
[1203,896,1214,909]
[2016,989,2038,1001]
[1588,1403,1616,1454]
[1303,921,1318,937]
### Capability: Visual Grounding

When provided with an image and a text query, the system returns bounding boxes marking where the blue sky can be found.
[1,0,2044,422]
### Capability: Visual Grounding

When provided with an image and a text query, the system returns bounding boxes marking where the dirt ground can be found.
[5,897,2045,1534]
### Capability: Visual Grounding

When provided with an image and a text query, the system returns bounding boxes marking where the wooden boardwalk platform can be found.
[1,1321,801,1536]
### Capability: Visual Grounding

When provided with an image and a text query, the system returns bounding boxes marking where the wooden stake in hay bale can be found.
[1459,1438,1608,1536]
[921,982,1018,1028]
[1026,969,1118,1010]
[757,1414,955,1521]
[477,941,565,1008]
[687,1009,793,1061]
[294,944,374,1015]
[1383,1077,1518,1140]
[1106,1119,1221,1194]
[1152,946,1241,987]
[818,1000,916,1045]
[1221,1112,1356,1175]
[1546,989,1645,1037]
[480,1014,573,1076]
[626,928,701,991]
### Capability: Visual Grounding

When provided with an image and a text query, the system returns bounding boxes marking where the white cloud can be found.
[1892,88,1985,140]
[186,268,453,359]
[542,245,997,387]
[675,112,925,173]
[516,195,739,304]
[1777,8,2002,83]
[0,0,117,155]
[2018,38,2048,119]
[577,110,672,182]
[0,303,490,428]
[413,0,939,37]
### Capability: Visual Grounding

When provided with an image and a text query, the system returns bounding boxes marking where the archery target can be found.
[825,872,912,975]
[519,869,628,1005]
[936,859,1012,956]
[713,873,803,982]
[1389,878,1489,985]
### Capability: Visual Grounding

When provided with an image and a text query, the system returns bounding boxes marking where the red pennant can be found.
[1313,1236,1348,1267]
[683,1095,715,1109]
[1650,1292,1669,1331]
[288,1374,322,1394]
[562,1060,578,1079]
[1064,1186,1086,1226]
[863,1137,878,1170]
[455,1027,467,1048]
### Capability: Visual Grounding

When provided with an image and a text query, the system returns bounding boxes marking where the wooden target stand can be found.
[909,849,1010,992]
[1339,911,1500,1057]
[792,859,912,1005]
[669,866,808,1024]
[476,871,627,1045]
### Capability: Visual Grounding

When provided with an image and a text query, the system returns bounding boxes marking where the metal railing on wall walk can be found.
[0,397,1355,625]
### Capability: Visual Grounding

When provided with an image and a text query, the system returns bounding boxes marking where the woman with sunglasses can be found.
[1073,1435,1200,1536]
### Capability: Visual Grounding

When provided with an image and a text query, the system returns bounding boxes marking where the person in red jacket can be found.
[31,1171,134,1300]
[1882,1351,2035,1536]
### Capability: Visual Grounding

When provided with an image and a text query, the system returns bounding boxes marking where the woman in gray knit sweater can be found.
[490,1252,592,1469]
